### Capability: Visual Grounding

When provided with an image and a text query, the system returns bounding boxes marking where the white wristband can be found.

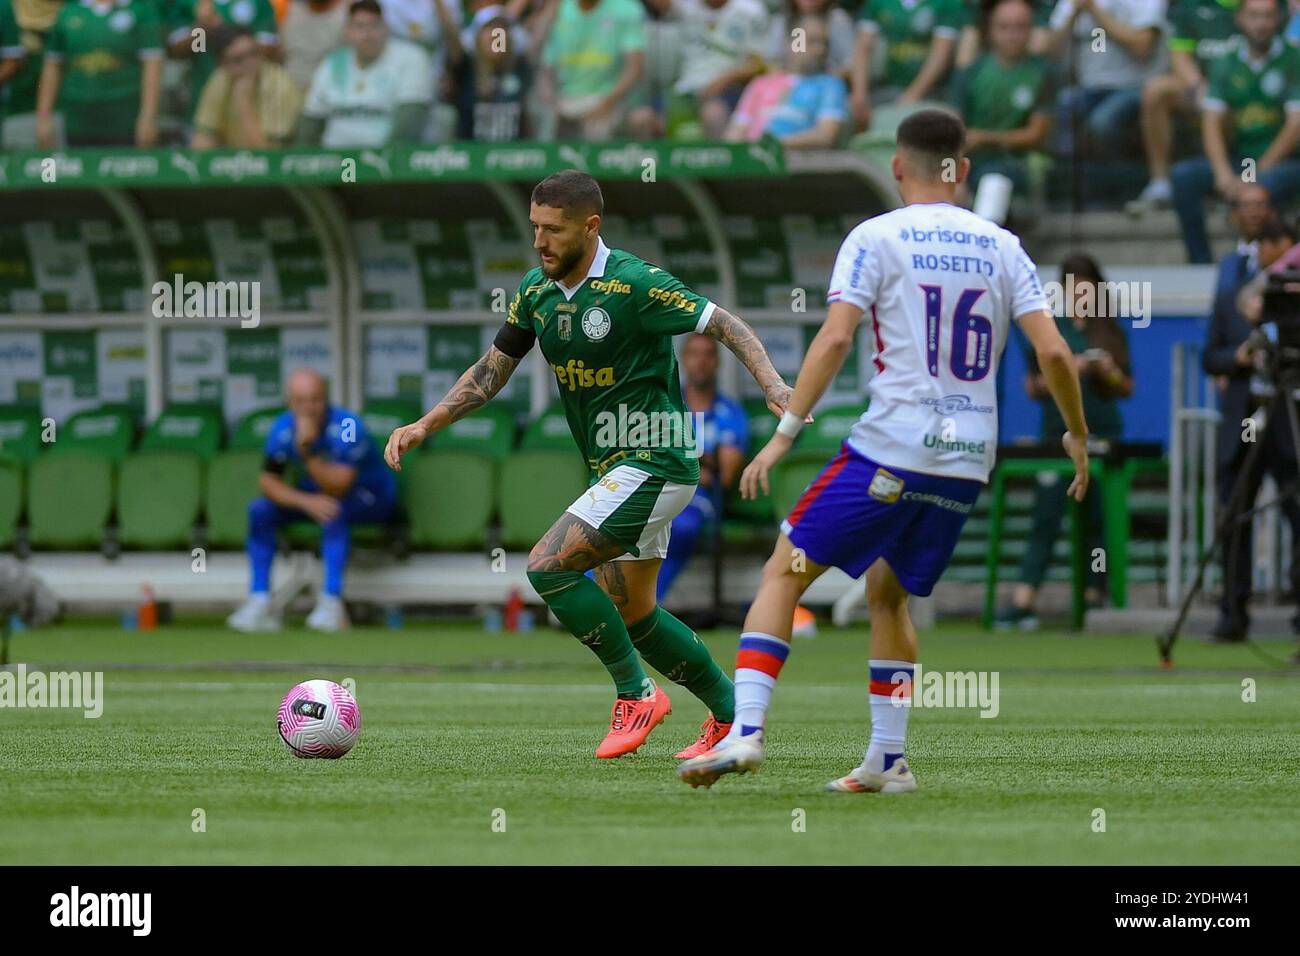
[776,410,805,439]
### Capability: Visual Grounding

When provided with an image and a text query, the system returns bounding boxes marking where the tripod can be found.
[1159,348,1300,665]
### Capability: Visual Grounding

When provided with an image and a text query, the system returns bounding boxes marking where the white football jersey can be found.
[826,202,1048,482]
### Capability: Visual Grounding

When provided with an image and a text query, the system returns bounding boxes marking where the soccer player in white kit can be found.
[678,109,1091,792]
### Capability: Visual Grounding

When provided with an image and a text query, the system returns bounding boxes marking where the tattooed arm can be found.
[702,306,794,417]
[384,345,521,469]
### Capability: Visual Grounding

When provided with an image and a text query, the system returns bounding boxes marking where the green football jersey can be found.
[1168,0,1239,75]
[860,0,963,91]
[46,0,161,106]
[0,0,24,119]
[1205,37,1300,161]
[949,52,1055,155]
[507,240,707,487]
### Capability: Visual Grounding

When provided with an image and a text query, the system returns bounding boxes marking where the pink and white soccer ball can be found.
[277,680,361,758]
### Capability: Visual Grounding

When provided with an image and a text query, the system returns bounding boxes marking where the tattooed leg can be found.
[526,513,627,574]
[525,515,651,698]
[594,558,661,627]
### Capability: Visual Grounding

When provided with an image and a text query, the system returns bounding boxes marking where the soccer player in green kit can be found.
[386,171,795,759]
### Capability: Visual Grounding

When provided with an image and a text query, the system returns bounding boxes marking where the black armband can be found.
[263,455,287,475]
[494,321,537,359]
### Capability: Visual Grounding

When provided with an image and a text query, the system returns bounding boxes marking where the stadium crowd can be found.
[0,0,1299,242]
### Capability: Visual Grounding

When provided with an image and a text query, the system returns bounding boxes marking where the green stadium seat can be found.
[498,449,589,549]
[0,460,22,548]
[117,452,202,549]
[0,406,44,464]
[27,453,114,549]
[742,397,777,445]
[520,403,574,451]
[230,407,285,451]
[435,403,516,461]
[726,399,780,525]
[361,399,421,452]
[770,457,831,522]
[793,400,861,457]
[49,406,136,463]
[205,449,264,548]
[404,450,495,549]
[139,403,224,460]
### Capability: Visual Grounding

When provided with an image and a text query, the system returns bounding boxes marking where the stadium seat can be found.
[139,403,224,460]
[770,458,831,524]
[403,450,495,549]
[117,452,203,549]
[27,453,114,549]
[792,400,862,458]
[204,449,265,549]
[498,449,589,549]
[520,403,574,451]
[0,406,45,463]
[48,406,136,463]
[361,399,421,452]
[725,399,781,525]
[434,403,516,461]
[230,407,285,451]
[0,459,22,549]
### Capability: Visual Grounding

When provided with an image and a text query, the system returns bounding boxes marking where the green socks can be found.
[628,607,735,722]
[527,570,650,699]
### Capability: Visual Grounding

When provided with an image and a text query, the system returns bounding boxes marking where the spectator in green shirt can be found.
[954,0,1052,68]
[36,0,163,147]
[850,0,964,130]
[0,0,28,124]
[1132,0,1242,212]
[995,252,1134,631]
[166,0,280,122]
[948,0,1055,193]
[534,0,655,139]
[1172,0,1300,262]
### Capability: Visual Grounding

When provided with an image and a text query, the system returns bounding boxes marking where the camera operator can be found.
[1204,215,1300,643]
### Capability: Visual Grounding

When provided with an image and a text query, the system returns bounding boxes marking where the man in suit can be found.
[1202,193,1300,641]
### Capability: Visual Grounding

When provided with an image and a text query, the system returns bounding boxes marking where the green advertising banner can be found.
[362,323,531,416]
[0,142,785,191]
[165,326,332,423]
[0,328,145,421]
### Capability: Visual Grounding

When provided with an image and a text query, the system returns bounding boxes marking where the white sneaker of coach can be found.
[226,594,281,633]
[305,594,349,632]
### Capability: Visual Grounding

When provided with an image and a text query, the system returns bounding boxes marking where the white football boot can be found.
[226,595,282,633]
[305,594,349,632]
[677,729,765,789]
[826,758,917,794]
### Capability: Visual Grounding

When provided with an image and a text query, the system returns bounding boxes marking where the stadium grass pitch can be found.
[1,619,1297,865]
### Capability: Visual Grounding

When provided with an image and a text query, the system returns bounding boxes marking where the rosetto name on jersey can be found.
[907,252,995,276]
[825,202,1049,483]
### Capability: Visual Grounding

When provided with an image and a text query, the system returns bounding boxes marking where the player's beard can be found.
[539,243,584,281]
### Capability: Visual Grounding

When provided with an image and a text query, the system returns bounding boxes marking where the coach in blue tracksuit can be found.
[657,334,749,602]
[226,368,397,633]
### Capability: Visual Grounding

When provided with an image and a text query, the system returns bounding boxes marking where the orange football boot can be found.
[674,715,733,759]
[595,687,672,758]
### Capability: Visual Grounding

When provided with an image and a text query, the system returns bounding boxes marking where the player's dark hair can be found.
[211,23,255,62]
[349,0,383,19]
[896,108,966,178]
[531,170,604,220]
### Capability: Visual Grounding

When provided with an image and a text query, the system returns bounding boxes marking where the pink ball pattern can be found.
[277,680,362,758]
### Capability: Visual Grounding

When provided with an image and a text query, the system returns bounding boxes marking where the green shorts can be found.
[565,464,696,560]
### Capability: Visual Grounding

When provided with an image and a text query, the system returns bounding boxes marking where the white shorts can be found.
[564,464,697,560]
